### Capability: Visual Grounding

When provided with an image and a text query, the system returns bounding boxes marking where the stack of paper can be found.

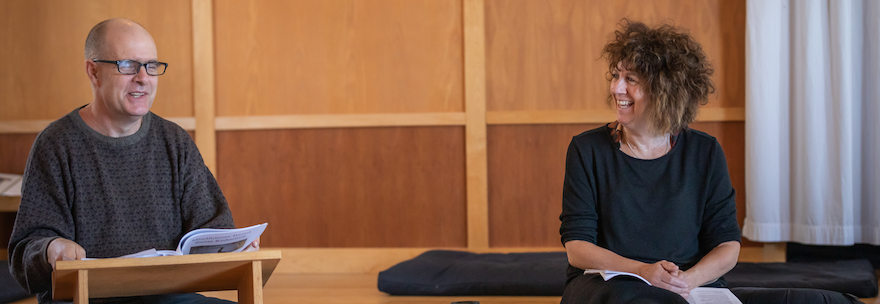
[0,173,22,197]
[584,269,742,304]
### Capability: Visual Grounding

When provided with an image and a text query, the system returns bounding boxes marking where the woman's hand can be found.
[671,269,695,299]
[637,260,690,298]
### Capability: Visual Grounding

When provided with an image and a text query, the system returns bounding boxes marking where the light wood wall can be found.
[0,0,195,121]
[0,0,750,249]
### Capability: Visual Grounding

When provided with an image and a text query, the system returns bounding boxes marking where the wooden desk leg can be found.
[74,269,88,304]
[237,261,263,304]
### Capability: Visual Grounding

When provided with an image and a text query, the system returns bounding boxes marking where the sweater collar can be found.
[69,105,152,147]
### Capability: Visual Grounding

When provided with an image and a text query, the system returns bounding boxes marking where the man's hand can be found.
[243,237,260,252]
[637,260,690,298]
[47,238,86,270]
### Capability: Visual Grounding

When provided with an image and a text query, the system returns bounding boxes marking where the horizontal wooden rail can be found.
[0,119,57,133]
[696,107,746,122]
[215,112,467,130]
[0,117,196,133]
[169,117,197,131]
[0,108,744,134]
[486,107,745,125]
[487,110,616,125]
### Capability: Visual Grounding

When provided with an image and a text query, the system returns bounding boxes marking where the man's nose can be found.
[132,65,149,84]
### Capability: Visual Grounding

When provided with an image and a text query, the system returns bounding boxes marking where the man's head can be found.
[84,18,160,122]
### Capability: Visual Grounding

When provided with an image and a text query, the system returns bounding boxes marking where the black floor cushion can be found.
[378,250,878,301]
[727,259,878,298]
[378,250,568,296]
[731,287,864,304]
[1,260,31,303]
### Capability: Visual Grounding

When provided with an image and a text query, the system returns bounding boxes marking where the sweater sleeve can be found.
[698,140,742,253]
[177,130,235,232]
[7,129,75,294]
[559,137,599,245]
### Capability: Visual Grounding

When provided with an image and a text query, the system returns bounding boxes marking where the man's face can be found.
[91,25,158,120]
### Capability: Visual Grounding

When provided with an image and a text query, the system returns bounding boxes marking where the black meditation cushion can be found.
[377,250,568,296]
[730,287,863,304]
[1,260,32,303]
[378,250,878,301]
[726,259,878,298]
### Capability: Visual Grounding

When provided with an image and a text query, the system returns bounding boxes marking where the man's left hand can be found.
[243,237,260,252]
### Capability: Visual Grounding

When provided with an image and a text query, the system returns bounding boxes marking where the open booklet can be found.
[101,223,267,259]
[0,173,23,197]
[584,269,742,304]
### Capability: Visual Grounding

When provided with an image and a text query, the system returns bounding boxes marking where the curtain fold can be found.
[744,0,880,245]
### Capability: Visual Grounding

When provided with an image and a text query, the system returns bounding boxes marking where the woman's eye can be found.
[627,77,637,83]
[611,73,619,79]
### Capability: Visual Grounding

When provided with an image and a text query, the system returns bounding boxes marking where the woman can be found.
[559,20,741,303]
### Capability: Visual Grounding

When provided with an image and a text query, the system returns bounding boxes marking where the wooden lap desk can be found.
[53,250,281,304]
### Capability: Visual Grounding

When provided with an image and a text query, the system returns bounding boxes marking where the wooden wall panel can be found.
[487,122,752,247]
[0,0,194,121]
[213,0,464,116]
[0,134,37,174]
[487,124,600,247]
[216,127,467,247]
[485,0,746,112]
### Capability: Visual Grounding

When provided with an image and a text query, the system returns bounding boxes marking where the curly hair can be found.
[602,20,715,135]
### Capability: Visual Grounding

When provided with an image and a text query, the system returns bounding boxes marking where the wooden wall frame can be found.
[192,0,218,173]
[463,0,490,249]
[0,0,749,250]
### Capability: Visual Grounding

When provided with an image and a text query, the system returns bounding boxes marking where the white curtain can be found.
[744,0,880,245]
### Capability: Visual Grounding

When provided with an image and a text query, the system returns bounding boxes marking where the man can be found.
[8,18,254,303]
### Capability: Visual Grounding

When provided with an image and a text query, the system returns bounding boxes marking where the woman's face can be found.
[609,64,650,131]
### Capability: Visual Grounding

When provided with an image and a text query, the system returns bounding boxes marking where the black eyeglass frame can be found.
[92,59,168,76]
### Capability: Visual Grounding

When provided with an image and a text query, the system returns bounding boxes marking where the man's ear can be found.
[85,60,100,87]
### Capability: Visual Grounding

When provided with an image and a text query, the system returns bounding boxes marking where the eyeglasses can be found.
[92,59,168,76]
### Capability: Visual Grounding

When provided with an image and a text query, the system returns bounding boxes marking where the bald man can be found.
[8,18,247,304]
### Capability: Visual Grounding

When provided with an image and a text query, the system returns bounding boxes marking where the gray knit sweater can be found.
[7,107,235,303]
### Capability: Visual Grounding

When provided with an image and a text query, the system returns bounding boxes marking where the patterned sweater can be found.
[7,107,235,303]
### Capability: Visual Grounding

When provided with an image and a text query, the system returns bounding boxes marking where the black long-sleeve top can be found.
[560,123,741,273]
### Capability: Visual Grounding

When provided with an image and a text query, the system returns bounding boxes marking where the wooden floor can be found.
[8,247,879,304]
[9,273,561,304]
[205,273,563,304]
[10,271,879,304]
[207,270,879,304]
